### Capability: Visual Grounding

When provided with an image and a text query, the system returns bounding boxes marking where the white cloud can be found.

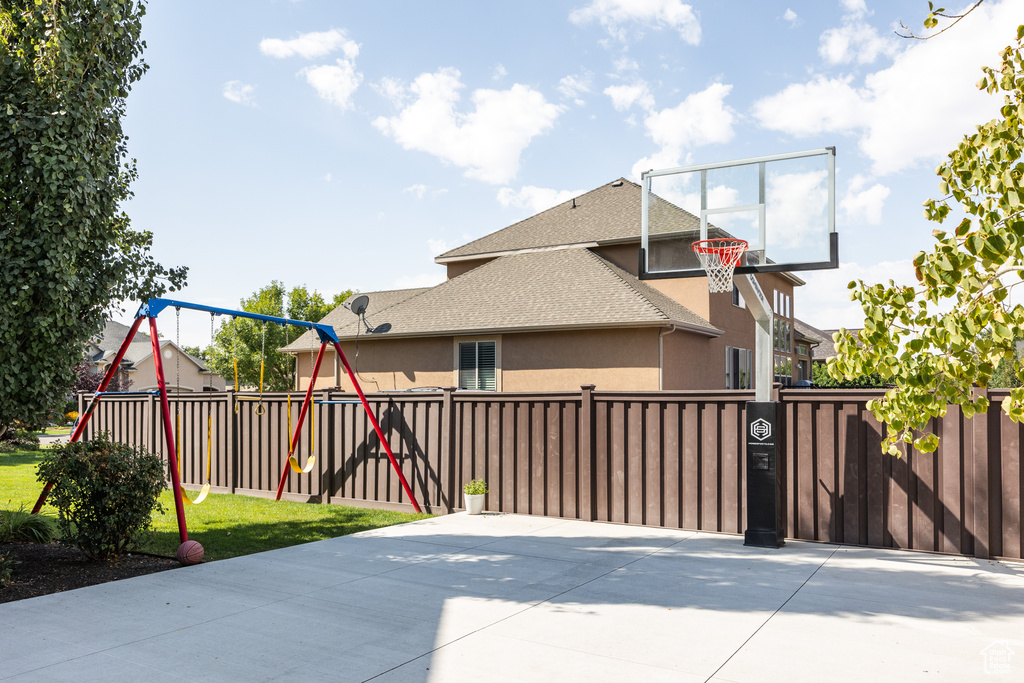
[404,184,427,199]
[819,16,898,65]
[798,259,916,329]
[753,0,1013,175]
[614,56,640,72]
[496,185,587,213]
[392,272,446,289]
[841,174,890,224]
[841,0,868,16]
[324,172,333,182]
[260,29,358,59]
[493,64,508,81]
[559,73,593,105]
[372,77,407,107]
[427,239,451,256]
[766,170,830,248]
[222,80,257,107]
[301,58,363,110]
[372,68,564,185]
[570,0,701,45]
[630,82,735,177]
[604,81,654,111]
[752,75,866,136]
[783,9,799,26]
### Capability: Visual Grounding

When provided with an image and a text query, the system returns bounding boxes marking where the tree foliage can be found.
[0,1,186,435]
[830,24,1024,455]
[204,282,351,391]
[811,363,887,389]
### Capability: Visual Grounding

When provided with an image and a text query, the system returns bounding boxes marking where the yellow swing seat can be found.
[176,413,212,505]
[287,394,317,474]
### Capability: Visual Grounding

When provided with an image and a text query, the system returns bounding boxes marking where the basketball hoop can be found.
[692,238,748,293]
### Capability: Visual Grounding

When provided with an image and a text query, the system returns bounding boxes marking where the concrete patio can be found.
[1,513,1022,682]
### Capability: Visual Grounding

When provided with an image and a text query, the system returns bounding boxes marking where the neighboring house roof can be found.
[281,288,431,353]
[793,319,827,347]
[435,178,698,262]
[88,319,214,374]
[284,248,720,351]
[792,320,862,362]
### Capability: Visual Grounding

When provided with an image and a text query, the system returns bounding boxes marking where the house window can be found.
[775,354,792,385]
[731,284,745,308]
[773,290,790,318]
[796,343,809,356]
[726,346,752,389]
[773,319,792,352]
[458,341,496,390]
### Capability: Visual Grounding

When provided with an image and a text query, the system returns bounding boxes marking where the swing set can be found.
[32,297,421,561]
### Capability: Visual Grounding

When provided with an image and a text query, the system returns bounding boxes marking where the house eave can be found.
[282,319,722,351]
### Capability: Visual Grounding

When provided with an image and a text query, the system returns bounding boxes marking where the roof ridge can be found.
[436,178,635,259]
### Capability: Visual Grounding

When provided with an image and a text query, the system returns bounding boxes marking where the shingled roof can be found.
[282,247,719,351]
[435,178,699,262]
[280,287,430,353]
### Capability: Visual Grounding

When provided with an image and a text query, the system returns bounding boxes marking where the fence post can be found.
[580,385,596,521]
[226,390,236,494]
[76,391,86,440]
[320,389,331,505]
[441,386,456,513]
[971,386,992,558]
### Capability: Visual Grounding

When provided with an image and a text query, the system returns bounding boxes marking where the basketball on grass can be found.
[176,540,204,566]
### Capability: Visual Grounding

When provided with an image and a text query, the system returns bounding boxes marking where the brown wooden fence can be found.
[79,385,1023,560]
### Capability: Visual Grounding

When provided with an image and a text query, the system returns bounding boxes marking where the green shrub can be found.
[0,505,59,543]
[36,433,166,560]
[0,553,18,587]
[463,478,488,495]
[813,363,889,389]
[0,429,39,453]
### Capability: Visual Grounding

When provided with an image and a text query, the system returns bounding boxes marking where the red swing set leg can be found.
[148,316,191,543]
[273,340,421,513]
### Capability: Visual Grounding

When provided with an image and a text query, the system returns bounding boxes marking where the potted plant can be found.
[463,479,488,515]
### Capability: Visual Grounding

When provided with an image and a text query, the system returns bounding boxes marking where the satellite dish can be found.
[347,295,369,316]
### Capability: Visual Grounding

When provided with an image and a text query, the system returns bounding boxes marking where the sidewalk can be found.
[2,513,1022,682]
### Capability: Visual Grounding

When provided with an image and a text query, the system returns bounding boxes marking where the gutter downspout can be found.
[659,324,678,390]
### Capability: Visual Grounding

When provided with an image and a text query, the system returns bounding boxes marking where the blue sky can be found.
[116,0,1022,346]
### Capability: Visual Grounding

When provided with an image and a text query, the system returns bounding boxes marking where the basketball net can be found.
[692,239,748,294]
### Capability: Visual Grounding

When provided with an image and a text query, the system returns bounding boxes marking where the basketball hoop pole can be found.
[734,273,773,402]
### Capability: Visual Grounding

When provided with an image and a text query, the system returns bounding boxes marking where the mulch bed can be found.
[0,541,178,604]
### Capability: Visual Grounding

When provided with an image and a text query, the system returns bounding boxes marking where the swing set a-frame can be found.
[32,297,421,555]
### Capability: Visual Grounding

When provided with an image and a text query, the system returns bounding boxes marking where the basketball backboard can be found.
[639,147,837,280]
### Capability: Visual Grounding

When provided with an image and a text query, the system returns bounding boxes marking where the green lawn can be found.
[2,448,432,561]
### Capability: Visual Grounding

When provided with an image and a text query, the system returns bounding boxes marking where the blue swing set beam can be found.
[138,298,341,344]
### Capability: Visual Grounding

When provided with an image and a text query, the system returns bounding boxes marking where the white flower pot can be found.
[464,492,486,515]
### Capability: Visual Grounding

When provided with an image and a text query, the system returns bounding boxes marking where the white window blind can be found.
[458,341,496,390]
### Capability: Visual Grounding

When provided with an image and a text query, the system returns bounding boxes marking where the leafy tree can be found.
[811,363,887,389]
[71,360,132,395]
[205,282,351,391]
[0,1,186,438]
[830,24,1024,455]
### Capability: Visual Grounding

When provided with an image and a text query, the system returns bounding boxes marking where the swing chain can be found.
[208,313,215,391]
[255,321,266,416]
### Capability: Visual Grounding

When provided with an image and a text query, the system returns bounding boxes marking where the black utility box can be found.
[744,401,785,548]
